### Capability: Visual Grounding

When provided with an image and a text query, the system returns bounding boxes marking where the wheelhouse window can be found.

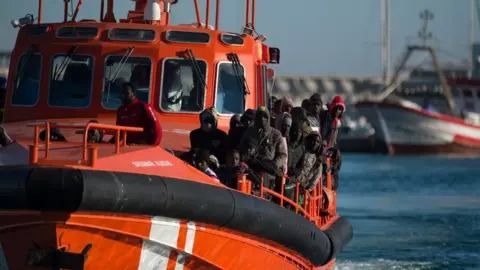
[103,56,151,109]
[160,58,207,113]
[48,54,93,108]
[215,62,245,114]
[11,53,42,106]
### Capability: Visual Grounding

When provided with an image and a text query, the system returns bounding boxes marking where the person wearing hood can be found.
[274,112,292,173]
[283,121,307,205]
[286,131,323,206]
[189,107,228,163]
[227,109,255,150]
[323,95,345,149]
[306,93,323,130]
[322,95,345,191]
[240,106,287,169]
[291,107,308,127]
[239,136,282,199]
[271,97,293,127]
[240,106,286,193]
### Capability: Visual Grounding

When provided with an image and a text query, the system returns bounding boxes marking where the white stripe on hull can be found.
[138,217,197,270]
[357,105,480,146]
[0,241,9,270]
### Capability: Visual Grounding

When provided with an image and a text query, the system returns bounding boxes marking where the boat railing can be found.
[27,121,143,166]
[236,158,337,228]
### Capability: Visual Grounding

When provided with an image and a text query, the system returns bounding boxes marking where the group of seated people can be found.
[23,82,345,210]
[182,93,346,207]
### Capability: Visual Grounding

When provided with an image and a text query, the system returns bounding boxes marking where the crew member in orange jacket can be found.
[115,82,162,146]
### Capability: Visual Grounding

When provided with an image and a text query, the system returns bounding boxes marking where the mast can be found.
[381,0,391,86]
[468,0,474,77]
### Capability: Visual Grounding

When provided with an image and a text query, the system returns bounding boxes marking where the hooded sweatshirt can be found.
[190,108,228,161]
[240,106,287,169]
[323,95,345,149]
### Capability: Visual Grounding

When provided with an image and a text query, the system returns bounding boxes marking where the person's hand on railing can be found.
[306,183,316,192]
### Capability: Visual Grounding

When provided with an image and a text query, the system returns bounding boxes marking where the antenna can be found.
[418,9,434,46]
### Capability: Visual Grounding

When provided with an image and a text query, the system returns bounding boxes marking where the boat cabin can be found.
[397,77,480,116]
[2,0,279,151]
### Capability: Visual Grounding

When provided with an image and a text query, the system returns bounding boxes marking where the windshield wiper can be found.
[227,53,250,95]
[185,49,207,109]
[52,45,78,81]
[105,46,135,102]
[13,44,37,92]
[108,46,135,84]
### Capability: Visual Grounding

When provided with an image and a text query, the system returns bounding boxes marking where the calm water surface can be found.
[335,154,480,270]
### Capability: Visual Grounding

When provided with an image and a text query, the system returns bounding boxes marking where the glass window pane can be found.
[215,62,245,114]
[102,56,152,109]
[160,58,207,113]
[48,54,93,108]
[11,54,42,106]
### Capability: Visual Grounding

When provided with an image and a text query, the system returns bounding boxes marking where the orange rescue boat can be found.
[0,0,352,269]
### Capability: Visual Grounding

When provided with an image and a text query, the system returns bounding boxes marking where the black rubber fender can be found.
[0,166,352,266]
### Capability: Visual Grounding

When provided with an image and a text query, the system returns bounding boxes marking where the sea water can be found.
[335,154,480,270]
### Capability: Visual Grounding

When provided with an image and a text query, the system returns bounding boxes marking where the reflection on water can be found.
[335,154,480,270]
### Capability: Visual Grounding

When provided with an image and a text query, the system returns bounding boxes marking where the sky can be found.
[0,0,475,76]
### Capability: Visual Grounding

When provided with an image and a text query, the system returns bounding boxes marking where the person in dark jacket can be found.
[194,149,220,181]
[229,114,242,130]
[241,109,256,128]
[227,109,255,151]
[240,106,287,170]
[285,131,323,206]
[115,82,163,145]
[216,148,261,189]
[189,107,228,163]
[239,136,282,199]
[284,121,306,206]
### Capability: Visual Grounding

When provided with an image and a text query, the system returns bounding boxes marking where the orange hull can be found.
[0,212,336,270]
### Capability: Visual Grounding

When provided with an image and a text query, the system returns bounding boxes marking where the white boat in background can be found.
[337,116,378,153]
[355,78,480,156]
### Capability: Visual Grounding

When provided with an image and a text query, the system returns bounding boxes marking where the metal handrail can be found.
[236,157,336,227]
[28,121,143,165]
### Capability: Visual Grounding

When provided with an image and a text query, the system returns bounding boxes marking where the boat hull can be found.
[0,166,352,270]
[355,102,480,156]
[0,211,336,270]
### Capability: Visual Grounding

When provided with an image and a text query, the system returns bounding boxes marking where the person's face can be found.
[307,136,321,152]
[196,160,209,172]
[242,118,254,128]
[226,152,240,167]
[121,85,135,106]
[241,146,256,161]
[281,122,291,137]
[334,106,343,117]
[201,119,214,132]
[230,116,242,129]
[282,104,293,113]
[309,102,322,114]
[255,113,269,130]
[290,128,302,143]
